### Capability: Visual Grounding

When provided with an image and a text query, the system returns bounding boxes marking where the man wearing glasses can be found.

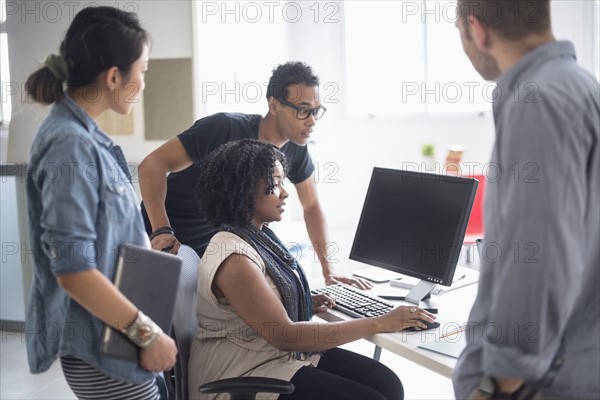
[139,61,370,289]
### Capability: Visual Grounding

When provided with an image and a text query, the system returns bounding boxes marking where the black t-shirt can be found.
[141,112,314,256]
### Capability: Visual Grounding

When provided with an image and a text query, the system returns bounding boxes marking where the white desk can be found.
[315,274,479,379]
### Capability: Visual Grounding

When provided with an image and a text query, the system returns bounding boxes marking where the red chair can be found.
[463,175,485,262]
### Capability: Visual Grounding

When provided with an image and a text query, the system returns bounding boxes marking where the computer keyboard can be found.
[312,284,394,318]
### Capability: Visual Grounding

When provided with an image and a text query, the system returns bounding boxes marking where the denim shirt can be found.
[25,95,155,384]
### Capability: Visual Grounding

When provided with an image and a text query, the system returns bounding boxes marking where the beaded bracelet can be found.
[149,226,175,241]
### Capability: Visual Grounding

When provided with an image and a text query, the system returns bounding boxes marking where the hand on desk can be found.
[326,274,373,290]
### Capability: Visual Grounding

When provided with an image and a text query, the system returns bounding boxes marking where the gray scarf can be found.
[219,223,313,323]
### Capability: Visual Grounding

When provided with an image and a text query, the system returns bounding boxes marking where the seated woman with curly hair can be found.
[188,138,436,400]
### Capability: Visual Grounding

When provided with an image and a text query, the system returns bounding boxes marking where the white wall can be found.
[284,0,598,232]
[111,1,194,163]
[552,0,597,74]
[304,115,495,232]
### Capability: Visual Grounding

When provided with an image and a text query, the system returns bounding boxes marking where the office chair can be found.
[463,174,485,263]
[165,244,294,400]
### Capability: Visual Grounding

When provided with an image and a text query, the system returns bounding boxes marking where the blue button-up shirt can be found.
[25,95,154,384]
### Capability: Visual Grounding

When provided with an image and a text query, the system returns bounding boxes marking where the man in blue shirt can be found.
[453,1,599,399]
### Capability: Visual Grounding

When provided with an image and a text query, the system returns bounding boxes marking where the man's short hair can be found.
[266,61,320,100]
[458,0,551,40]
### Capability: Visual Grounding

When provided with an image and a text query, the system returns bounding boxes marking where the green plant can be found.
[422,144,435,157]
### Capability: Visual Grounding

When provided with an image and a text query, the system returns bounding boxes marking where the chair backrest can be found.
[464,174,486,243]
[166,244,200,400]
[169,246,295,400]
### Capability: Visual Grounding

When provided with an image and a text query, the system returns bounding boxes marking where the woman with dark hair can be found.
[188,139,436,400]
[25,6,176,400]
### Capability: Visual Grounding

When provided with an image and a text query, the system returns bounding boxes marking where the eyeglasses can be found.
[277,97,327,120]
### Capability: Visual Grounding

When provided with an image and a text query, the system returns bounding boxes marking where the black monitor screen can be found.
[350,168,478,287]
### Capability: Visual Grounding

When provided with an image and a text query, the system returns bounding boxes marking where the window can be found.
[344,1,493,117]
[0,0,11,126]
[193,1,287,116]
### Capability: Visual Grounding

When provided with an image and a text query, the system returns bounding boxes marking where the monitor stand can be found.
[405,280,437,305]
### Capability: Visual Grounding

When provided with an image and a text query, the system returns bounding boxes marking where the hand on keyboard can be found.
[312,284,393,318]
[326,274,373,290]
[312,284,437,331]
[311,293,336,314]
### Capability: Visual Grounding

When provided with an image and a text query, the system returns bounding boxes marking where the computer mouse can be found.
[405,320,440,332]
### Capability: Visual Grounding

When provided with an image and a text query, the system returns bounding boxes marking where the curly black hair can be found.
[265,61,320,101]
[195,139,287,227]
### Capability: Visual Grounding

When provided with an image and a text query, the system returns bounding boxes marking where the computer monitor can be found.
[349,168,478,304]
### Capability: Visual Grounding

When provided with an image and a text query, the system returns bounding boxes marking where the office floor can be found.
[0,328,75,399]
[0,329,455,399]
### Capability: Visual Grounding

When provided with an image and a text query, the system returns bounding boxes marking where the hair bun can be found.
[44,54,70,82]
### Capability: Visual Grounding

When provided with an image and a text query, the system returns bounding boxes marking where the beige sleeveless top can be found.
[187,232,320,400]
